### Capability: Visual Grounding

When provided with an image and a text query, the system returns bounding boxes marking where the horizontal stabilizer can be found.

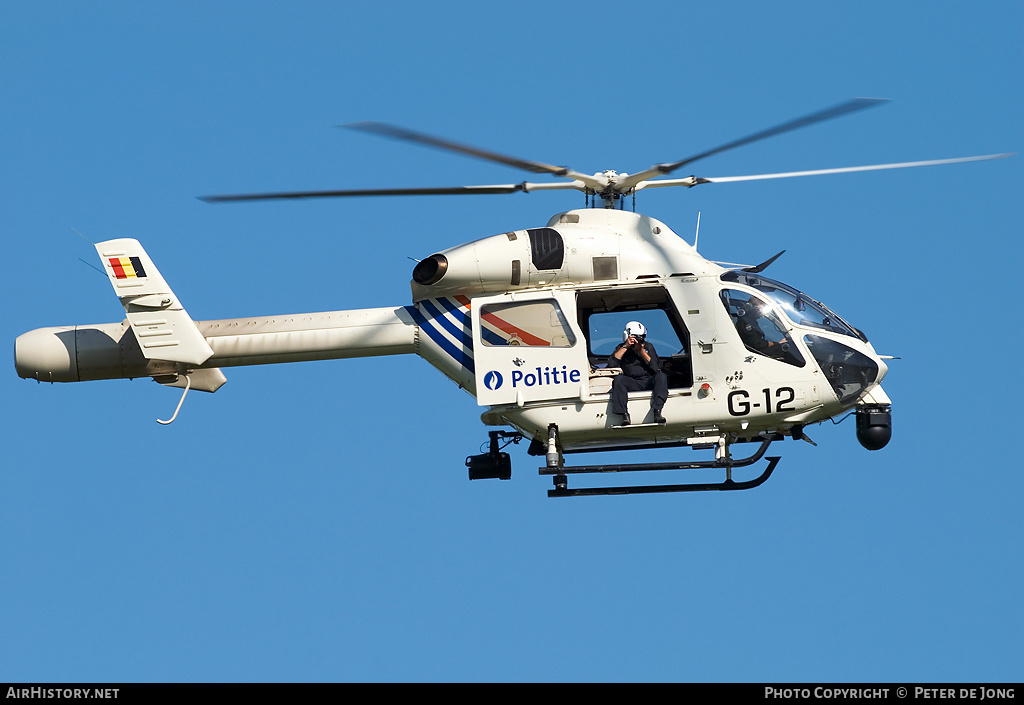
[96,239,214,366]
[155,368,227,393]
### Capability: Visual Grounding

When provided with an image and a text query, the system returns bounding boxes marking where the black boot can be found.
[653,409,666,424]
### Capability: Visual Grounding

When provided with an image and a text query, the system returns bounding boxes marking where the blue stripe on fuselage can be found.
[405,300,475,373]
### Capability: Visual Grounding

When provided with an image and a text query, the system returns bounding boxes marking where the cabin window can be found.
[479,299,576,347]
[720,289,805,367]
[586,307,683,359]
[592,256,618,281]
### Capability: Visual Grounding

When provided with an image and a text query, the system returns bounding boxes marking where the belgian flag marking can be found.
[108,256,147,279]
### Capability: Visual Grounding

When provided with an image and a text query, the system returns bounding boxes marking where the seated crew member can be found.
[735,294,788,361]
[608,321,668,426]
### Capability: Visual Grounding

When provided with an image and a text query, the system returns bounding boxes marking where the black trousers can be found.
[611,371,668,414]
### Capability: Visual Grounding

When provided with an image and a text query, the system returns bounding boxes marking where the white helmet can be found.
[623,321,647,342]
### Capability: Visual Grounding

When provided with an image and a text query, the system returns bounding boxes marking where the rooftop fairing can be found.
[409,209,718,302]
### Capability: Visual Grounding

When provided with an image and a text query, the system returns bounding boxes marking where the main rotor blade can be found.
[345,121,579,178]
[635,153,1013,190]
[199,180,588,203]
[619,98,890,191]
[199,184,524,202]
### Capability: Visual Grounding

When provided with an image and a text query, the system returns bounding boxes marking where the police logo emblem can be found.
[483,371,503,390]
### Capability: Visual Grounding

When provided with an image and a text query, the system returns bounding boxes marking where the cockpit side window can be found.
[804,334,879,405]
[720,271,864,340]
[720,289,805,367]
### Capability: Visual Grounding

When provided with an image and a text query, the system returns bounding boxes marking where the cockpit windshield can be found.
[720,271,865,341]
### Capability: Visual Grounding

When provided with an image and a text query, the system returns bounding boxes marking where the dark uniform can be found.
[608,341,668,421]
[736,306,772,354]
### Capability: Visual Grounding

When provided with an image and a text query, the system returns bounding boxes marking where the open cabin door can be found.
[472,289,589,406]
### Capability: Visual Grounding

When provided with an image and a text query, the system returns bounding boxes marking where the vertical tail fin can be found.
[96,239,214,366]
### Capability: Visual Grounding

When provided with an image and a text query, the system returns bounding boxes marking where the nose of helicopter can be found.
[15,326,79,382]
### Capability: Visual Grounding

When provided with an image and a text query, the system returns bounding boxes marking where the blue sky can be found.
[2,1,1021,683]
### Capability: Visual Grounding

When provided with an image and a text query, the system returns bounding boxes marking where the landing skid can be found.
[540,432,780,497]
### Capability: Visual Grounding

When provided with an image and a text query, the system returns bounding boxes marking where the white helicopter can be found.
[14,98,1009,496]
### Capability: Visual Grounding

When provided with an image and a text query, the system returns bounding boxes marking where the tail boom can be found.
[15,306,417,385]
[199,307,417,367]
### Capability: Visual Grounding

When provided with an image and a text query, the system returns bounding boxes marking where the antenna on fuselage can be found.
[693,212,701,251]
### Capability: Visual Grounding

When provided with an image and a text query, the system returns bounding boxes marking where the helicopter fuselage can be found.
[405,208,889,453]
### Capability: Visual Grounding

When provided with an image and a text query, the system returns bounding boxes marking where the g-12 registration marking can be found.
[728,387,796,416]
